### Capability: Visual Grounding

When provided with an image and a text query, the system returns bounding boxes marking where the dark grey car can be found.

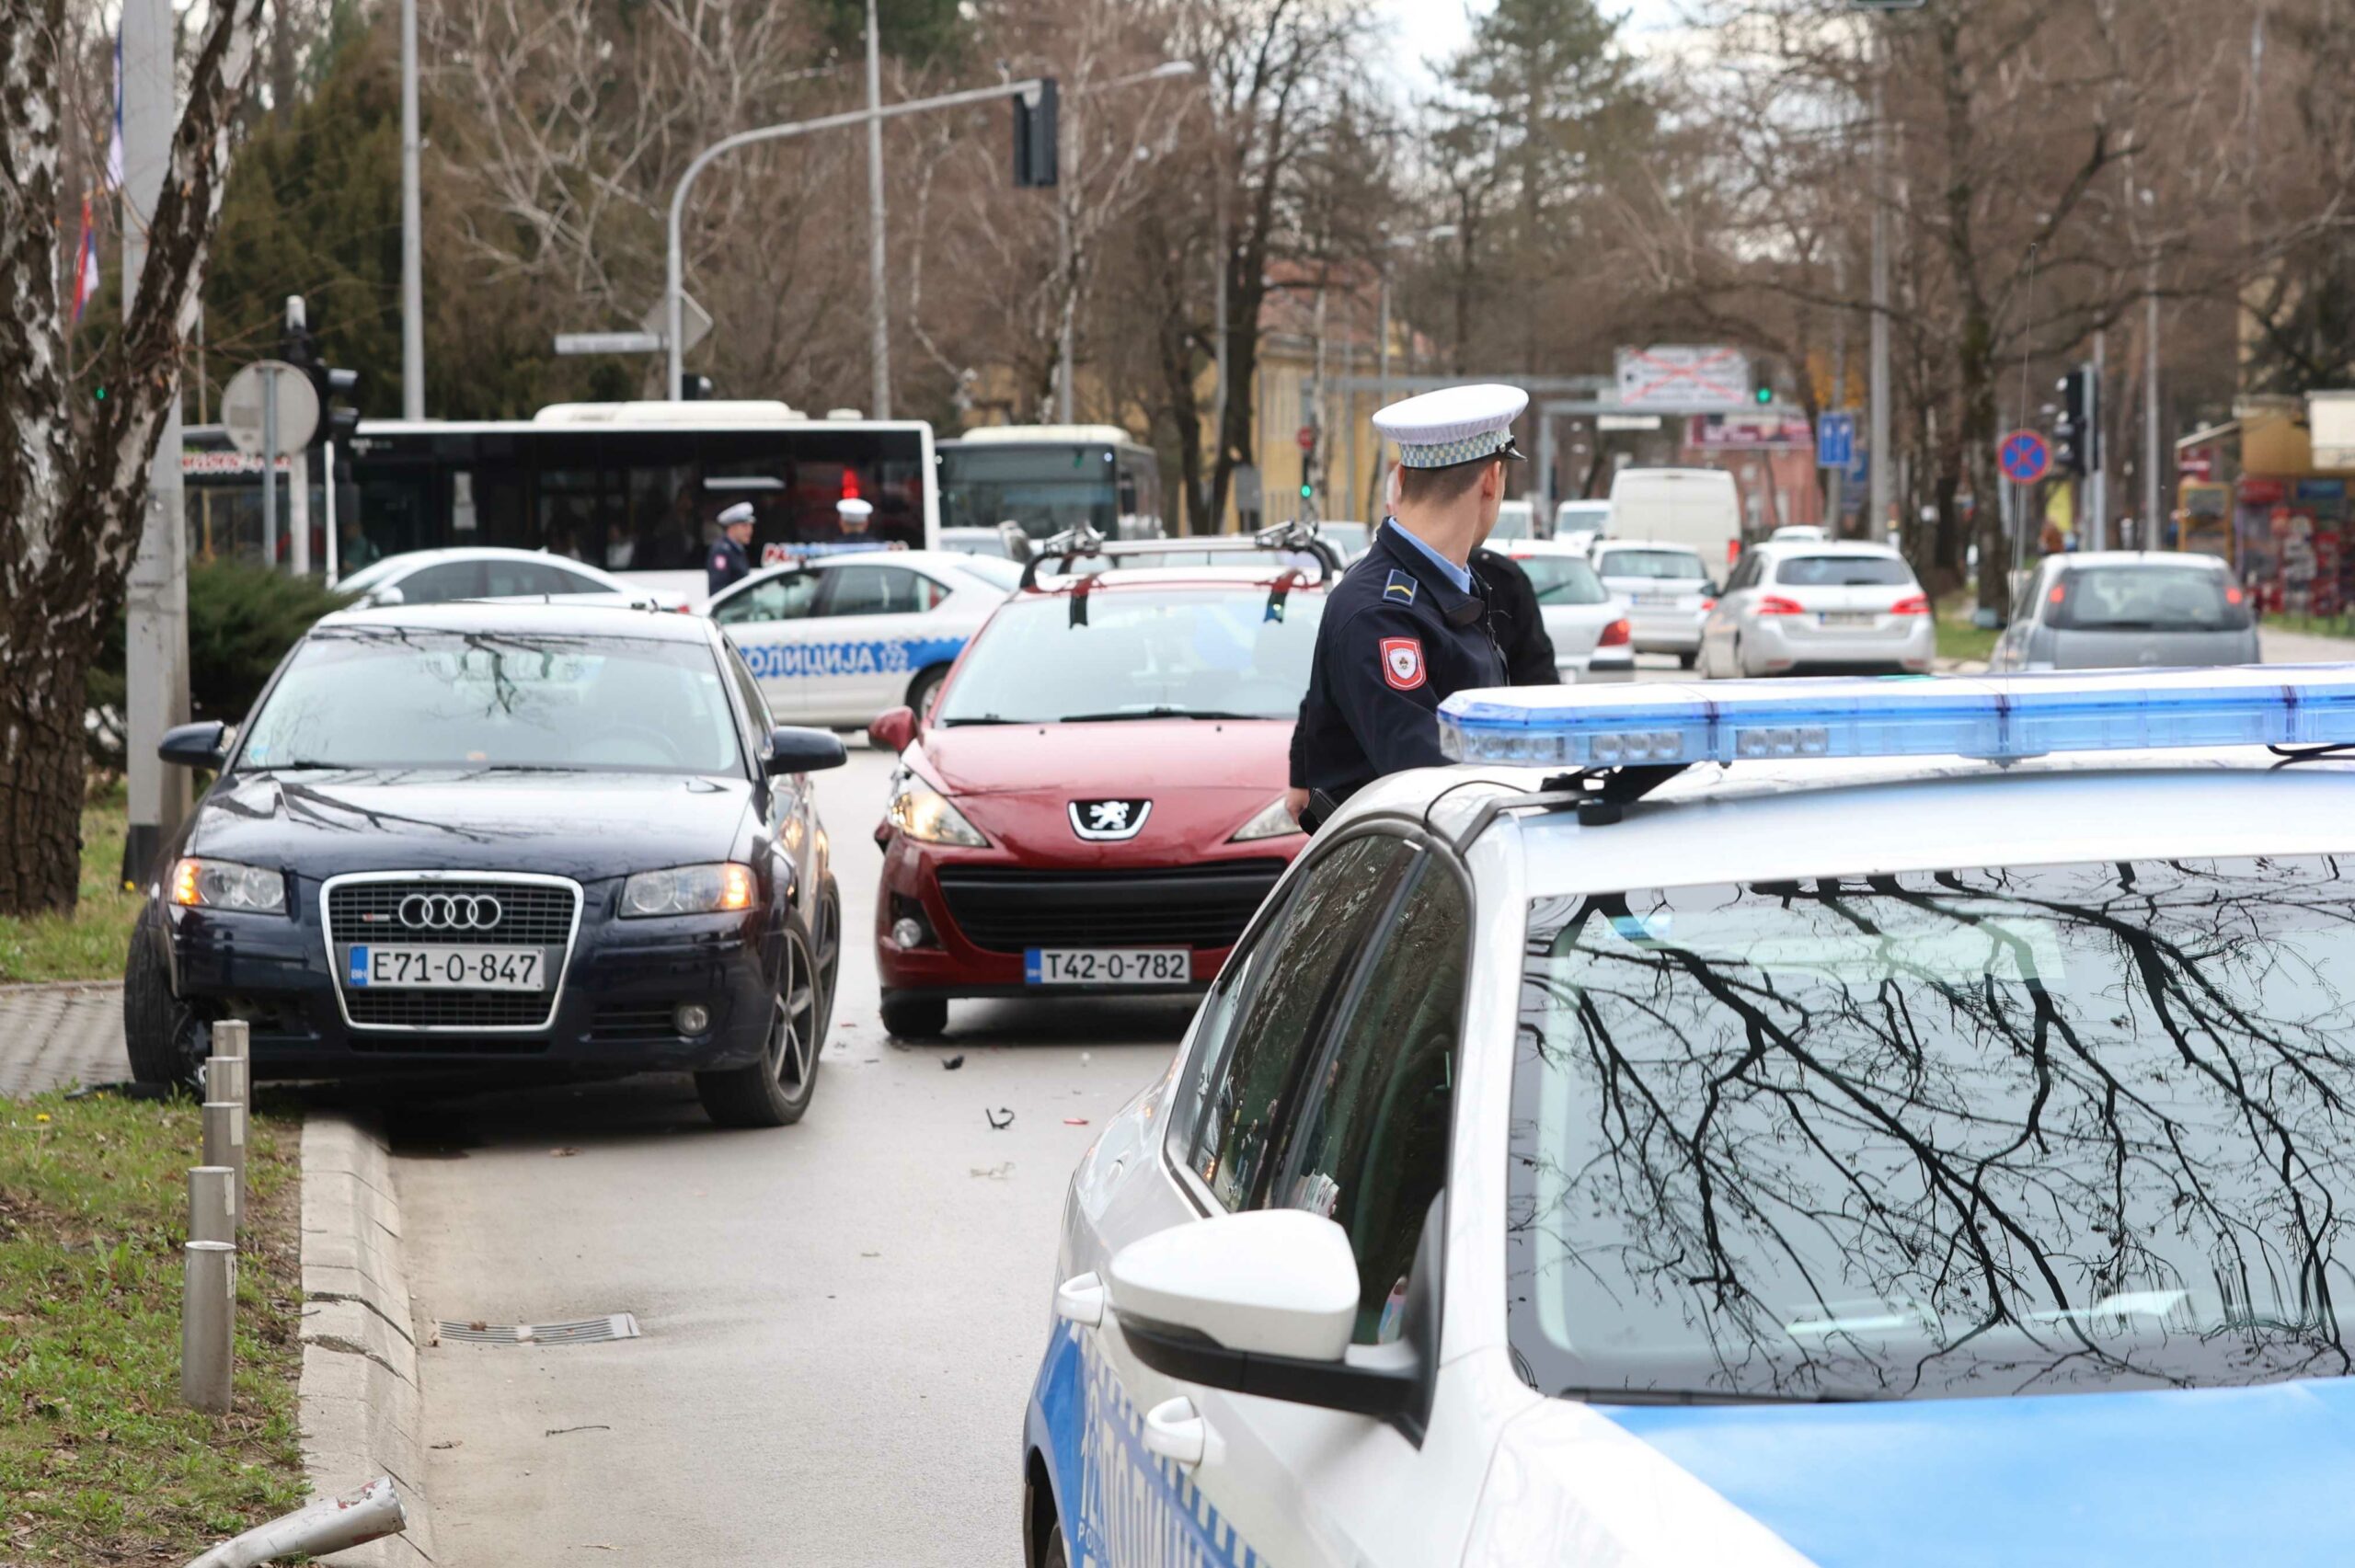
[1990,552,2258,671]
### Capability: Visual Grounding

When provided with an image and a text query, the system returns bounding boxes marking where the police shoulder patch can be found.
[1383,569,1419,605]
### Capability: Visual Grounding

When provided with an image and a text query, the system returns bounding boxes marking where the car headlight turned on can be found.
[620,863,755,918]
[1229,796,1303,842]
[887,779,990,847]
[169,858,288,914]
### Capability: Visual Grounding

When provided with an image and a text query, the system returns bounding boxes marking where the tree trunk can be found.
[0,642,91,911]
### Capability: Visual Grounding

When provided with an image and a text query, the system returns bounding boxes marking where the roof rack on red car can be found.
[1014,520,1346,591]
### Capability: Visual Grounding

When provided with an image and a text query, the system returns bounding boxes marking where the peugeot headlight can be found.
[888,777,989,847]
[620,863,756,918]
[1229,797,1303,842]
[168,858,288,914]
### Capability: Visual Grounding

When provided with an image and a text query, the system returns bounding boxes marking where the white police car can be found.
[1024,666,2355,1567]
[703,548,1018,726]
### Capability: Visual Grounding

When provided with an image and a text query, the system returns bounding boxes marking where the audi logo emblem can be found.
[397,893,504,932]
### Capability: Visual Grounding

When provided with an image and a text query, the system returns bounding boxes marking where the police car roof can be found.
[1344,747,2355,901]
[316,601,713,643]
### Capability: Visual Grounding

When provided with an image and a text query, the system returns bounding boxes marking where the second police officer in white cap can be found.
[707,501,757,595]
[1286,384,1529,832]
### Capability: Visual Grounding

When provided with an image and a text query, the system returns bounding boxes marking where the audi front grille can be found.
[323,874,583,1033]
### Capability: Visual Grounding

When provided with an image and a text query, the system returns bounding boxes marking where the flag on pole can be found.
[71,196,101,323]
[105,25,124,190]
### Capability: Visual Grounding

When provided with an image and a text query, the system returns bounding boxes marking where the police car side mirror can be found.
[867,706,917,755]
[764,726,847,775]
[1105,1210,1419,1425]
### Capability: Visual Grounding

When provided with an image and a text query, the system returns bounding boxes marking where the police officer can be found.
[706,501,755,595]
[1287,384,1527,830]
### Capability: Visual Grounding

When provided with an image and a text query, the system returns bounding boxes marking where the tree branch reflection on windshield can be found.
[1511,856,2355,1404]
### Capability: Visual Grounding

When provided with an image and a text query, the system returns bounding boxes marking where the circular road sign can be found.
[1999,429,2052,486]
[222,360,320,456]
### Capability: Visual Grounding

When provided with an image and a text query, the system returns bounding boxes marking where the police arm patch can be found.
[1381,636,1427,692]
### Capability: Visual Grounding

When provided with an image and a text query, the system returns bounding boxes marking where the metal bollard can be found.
[207,1052,249,1113]
[210,1018,249,1059]
[181,1239,236,1414]
[189,1165,236,1246]
[201,1100,247,1228]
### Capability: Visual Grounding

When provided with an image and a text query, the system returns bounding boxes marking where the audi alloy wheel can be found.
[695,923,823,1128]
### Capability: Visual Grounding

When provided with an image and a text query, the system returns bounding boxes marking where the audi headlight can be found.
[620,863,756,918]
[888,779,989,847]
[168,858,288,914]
[1229,797,1303,842]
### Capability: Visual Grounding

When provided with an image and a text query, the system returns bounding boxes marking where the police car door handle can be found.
[1141,1395,1220,1471]
[1053,1272,1107,1328]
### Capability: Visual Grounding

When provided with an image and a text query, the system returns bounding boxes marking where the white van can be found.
[1607,467,1743,575]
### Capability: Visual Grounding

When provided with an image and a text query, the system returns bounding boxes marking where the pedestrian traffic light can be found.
[1014,80,1060,189]
[2054,366,2096,476]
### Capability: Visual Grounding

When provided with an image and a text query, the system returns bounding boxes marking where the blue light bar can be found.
[1438,666,2355,769]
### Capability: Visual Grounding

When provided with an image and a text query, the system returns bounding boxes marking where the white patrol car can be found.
[1024,666,2355,1568]
[701,548,1020,727]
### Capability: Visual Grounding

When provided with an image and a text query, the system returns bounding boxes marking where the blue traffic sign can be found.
[2000,429,2052,486]
[1817,412,1857,469]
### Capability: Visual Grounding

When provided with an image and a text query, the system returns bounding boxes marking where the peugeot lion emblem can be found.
[1068,799,1152,842]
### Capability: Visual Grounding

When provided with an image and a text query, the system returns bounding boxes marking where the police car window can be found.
[819,564,926,618]
[1182,837,1416,1212]
[1266,858,1467,1345]
[391,560,485,603]
[1512,856,2355,1405]
[713,571,820,625]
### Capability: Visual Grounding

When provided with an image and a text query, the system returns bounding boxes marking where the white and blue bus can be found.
[936,424,1165,542]
[183,400,939,582]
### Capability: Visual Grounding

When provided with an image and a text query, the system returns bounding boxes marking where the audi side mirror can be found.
[867,706,917,755]
[159,721,232,770]
[765,726,846,775]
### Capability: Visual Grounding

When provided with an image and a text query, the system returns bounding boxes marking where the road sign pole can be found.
[261,372,278,571]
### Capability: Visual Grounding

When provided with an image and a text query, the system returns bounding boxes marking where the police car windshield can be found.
[1595,548,1708,580]
[1514,856,2355,1404]
[936,588,1324,725]
[236,630,742,774]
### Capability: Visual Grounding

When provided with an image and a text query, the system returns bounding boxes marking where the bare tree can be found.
[1,0,270,915]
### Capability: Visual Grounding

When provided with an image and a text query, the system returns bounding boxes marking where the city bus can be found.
[182,401,938,581]
[936,424,1165,542]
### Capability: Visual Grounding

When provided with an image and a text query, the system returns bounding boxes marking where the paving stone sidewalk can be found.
[0,982,128,1098]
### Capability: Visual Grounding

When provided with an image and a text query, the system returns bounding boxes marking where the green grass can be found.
[0,783,144,985]
[0,1092,305,1564]
[2261,612,2355,642]
[1935,596,2001,667]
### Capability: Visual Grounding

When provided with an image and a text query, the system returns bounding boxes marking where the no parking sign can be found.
[1999,429,2052,486]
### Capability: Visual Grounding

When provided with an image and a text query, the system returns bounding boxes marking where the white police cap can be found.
[718,501,756,527]
[835,498,874,520]
[1373,383,1530,469]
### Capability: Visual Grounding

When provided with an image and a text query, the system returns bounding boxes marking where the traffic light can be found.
[2054,366,2097,475]
[281,295,360,449]
[1014,80,1060,189]
[1752,359,1775,406]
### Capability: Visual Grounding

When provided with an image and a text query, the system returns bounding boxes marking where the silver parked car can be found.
[1498,543,1635,682]
[1701,540,1935,678]
[1590,541,1716,667]
[1990,552,2258,672]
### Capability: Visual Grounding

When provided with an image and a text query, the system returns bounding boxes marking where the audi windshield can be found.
[936,587,1324,725]
[1513,855,2355,1404]
[235,628,744,773]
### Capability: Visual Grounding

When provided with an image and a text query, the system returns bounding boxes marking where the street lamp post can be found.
[865,0,890,418]
[666,77,1051,402]
[1848,0,1924,544]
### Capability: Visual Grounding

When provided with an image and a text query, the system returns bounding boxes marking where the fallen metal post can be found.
[181,1239,235,1413]
[201,1100,247,1224]
[184,1475,408,1568]
[189,1165,236,1246]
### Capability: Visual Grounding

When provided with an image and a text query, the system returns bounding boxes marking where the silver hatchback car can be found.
[1989,552,2257,672]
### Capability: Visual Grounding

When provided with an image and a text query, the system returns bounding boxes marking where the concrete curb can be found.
[300,1113,438,1567]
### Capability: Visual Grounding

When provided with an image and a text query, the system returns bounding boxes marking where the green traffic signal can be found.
[1754,385,1774,406]
[1299,484,1313,499]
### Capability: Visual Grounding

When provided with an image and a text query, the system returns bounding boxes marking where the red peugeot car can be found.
[866,535,1337,1038]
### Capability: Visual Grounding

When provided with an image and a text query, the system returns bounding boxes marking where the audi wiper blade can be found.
[1057,708,1259,723]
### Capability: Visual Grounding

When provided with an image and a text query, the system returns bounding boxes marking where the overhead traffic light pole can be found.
[664,75,1056,403]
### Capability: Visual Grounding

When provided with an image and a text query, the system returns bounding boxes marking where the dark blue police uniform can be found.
[706,536,751,596]
[1289,521,1506,826]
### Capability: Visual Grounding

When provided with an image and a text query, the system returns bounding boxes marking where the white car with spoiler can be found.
[1021,667,2355,1568]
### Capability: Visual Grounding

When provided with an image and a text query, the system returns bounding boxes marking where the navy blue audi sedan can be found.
[124,601,846,1127]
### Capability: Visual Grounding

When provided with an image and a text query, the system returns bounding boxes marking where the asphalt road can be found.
[396,741,1190,1567]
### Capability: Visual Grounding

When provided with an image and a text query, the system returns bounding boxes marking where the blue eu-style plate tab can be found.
[348,946,370,987]
[1024,949,1044,985]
